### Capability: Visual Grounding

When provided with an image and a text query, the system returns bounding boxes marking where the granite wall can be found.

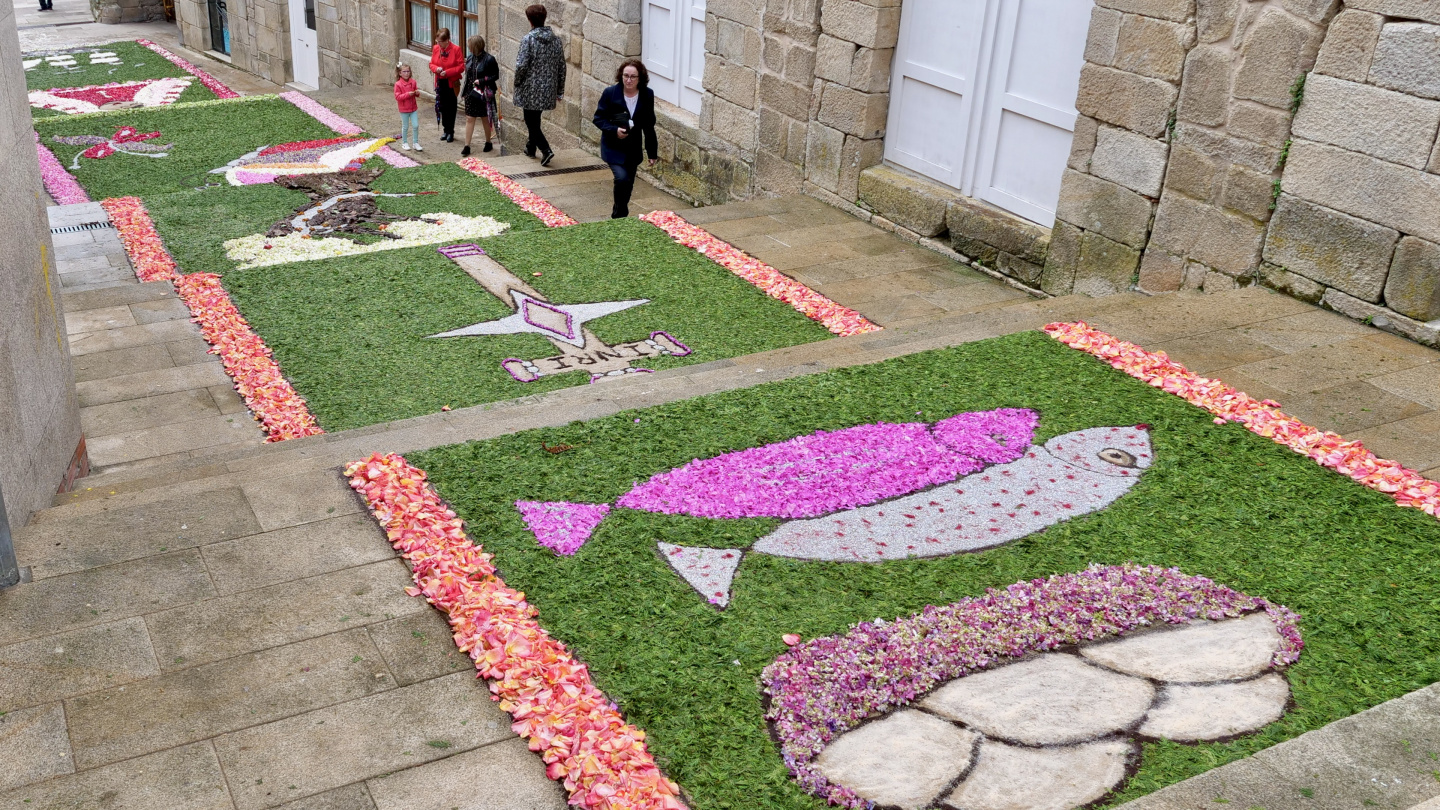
[1,2,84,527]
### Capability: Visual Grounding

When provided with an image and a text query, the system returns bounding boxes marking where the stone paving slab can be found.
[213,672,512,810]
[144,559,424,671]
[365,738,568,810]
[65,628,394,770]
[0,704,74,793]
[0,618,159,713]
[0,741,233,810]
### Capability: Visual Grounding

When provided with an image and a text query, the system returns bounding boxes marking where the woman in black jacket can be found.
[461,35,500,157]
[593,59,659,219]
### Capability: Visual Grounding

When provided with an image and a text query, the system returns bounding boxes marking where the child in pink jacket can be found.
[394,64,422,152]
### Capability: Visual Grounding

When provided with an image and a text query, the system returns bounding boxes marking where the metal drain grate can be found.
[507,164,609,180]
[50,221,115,234]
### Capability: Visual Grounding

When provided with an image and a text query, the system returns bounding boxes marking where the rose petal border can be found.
[1044,321,1439,518]
[457,157,579,227]
[134,39,240,99]
[100,196,322,441]
[639,211,880,338]
[345,453,687,810]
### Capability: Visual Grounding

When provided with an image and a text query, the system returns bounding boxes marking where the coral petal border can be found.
[1045,321,1439,518]
[346,453,687,810]
[458,157,579,227]
[639,210,880,338]
[101,196,322,441]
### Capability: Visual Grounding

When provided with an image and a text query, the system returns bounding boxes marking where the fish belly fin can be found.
[658,543,743,609]
[515,500,611,556]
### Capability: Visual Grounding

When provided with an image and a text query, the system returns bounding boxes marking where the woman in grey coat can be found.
[513,3,565,167]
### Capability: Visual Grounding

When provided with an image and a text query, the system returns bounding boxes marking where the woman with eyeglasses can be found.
[592,59,659,219]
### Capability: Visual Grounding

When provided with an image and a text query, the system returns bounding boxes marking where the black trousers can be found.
[524,109,551,157]
[609,160,639,219]
[436,82,457,138]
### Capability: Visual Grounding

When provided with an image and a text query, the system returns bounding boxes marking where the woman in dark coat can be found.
[460,34,500,157]
[513,3,565,166]
[592,59,658,219]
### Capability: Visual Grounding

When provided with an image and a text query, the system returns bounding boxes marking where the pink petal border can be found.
[1045,321,1440,518]
[279,90,421,168]
[134,38,239,99]
[35,131,90,204]
[345,453,687,810]
[100,196,322,441]
[639,210,880,338]
[458,157,578,227]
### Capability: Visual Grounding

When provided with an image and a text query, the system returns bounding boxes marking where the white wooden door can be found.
[883,0,988,190]
[884,0,1089,225]
[643,0,704,113]
[970,0,1091,224]
[288,0,319,89]
[679,0,705,114]
[642,0,679,104]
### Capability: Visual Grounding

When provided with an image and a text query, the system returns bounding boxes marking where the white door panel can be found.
[886,0,1091,226]
[288,0,319,88]
[644,0,704,113]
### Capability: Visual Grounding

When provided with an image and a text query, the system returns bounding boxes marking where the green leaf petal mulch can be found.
[409,330,1440,810]
[25,41,219,117]
[219,217,832,431]
[32,96,337,198]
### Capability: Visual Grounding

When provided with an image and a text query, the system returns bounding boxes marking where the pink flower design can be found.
[762,563,1303,807]
[516,500,611,555]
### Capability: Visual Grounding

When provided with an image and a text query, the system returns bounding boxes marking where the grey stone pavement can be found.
[10,16,1440,810]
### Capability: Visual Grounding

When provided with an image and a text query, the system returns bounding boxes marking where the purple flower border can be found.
[760,563,1303,807]
[521,298,578,341]
[35,131,90,204]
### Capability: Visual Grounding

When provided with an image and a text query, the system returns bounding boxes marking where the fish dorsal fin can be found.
[658,543,743,608]
[516,500,610,555]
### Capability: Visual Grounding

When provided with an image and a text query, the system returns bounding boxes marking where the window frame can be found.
[405,0,481,52]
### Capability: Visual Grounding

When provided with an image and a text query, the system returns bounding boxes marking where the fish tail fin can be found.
[515,500,611,556]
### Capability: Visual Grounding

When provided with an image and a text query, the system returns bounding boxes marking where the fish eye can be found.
[1098,448,1137,468]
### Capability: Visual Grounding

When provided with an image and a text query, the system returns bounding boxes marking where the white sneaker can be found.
[414,144,423,152]
[400,143,411,151]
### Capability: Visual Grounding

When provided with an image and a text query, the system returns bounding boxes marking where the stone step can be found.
[46,288,1148,519]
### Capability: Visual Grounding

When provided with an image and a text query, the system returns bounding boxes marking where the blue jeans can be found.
[609,161,639,219]
[399,111,419,146]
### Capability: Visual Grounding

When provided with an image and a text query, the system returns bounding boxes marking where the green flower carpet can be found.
[40,90,836,434]
[400,330,1440,810]
[25,40,223,118]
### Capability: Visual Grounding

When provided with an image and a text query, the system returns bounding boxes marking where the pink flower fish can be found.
[518,409,1155,607]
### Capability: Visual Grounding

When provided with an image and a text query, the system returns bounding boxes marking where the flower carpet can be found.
[24,40,232,118]
[377,329,1440,810]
